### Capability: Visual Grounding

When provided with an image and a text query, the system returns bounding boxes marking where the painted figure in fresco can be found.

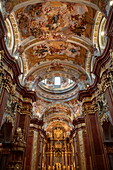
[32,41,80,58]
[33,44,49,58]
[25,3,42,18]
[51,15,59,24]
[30,27,43,38]
[94,44,98,56]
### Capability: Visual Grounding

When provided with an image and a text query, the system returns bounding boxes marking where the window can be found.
[54,77,60,85]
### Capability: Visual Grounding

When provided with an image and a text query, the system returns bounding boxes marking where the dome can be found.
[39,77,75,93]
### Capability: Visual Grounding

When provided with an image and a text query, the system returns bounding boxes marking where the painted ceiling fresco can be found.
[33,98,81,131]
[3,0,106,132]
[15,2,95,40]
[25,41,87,69]
[33,99,50,118]
[33,100,72,119]
[32,42,80,58]
[45,106,71,117]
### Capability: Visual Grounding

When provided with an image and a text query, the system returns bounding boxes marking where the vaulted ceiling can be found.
[2,0,108,136]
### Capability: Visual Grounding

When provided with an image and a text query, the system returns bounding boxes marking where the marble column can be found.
[73,117,90,170]
[25,118,44,170]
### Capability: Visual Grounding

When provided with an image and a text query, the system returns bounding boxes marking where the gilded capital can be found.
[82,100,98,116]
[0,50,4,61]
[98,74,111,93]
[21,104,32,116]
[3,75,12,92]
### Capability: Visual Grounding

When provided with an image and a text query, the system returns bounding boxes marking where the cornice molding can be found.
[73,117,85,126]
[30,118,44,126]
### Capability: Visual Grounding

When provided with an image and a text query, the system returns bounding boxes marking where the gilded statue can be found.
[48,165,51,170]
[13,128,26,146]
[55,163,61,170]
[54,127,63,139]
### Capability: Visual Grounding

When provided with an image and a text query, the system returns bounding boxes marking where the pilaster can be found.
[72,117,90,170]
[25,118,45,170]
[83,101,109,170]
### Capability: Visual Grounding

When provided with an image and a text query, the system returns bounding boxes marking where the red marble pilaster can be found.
[24,129,34,170]
[19,102,32,140]
[24,118,44,170]
[84,102,109,170]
